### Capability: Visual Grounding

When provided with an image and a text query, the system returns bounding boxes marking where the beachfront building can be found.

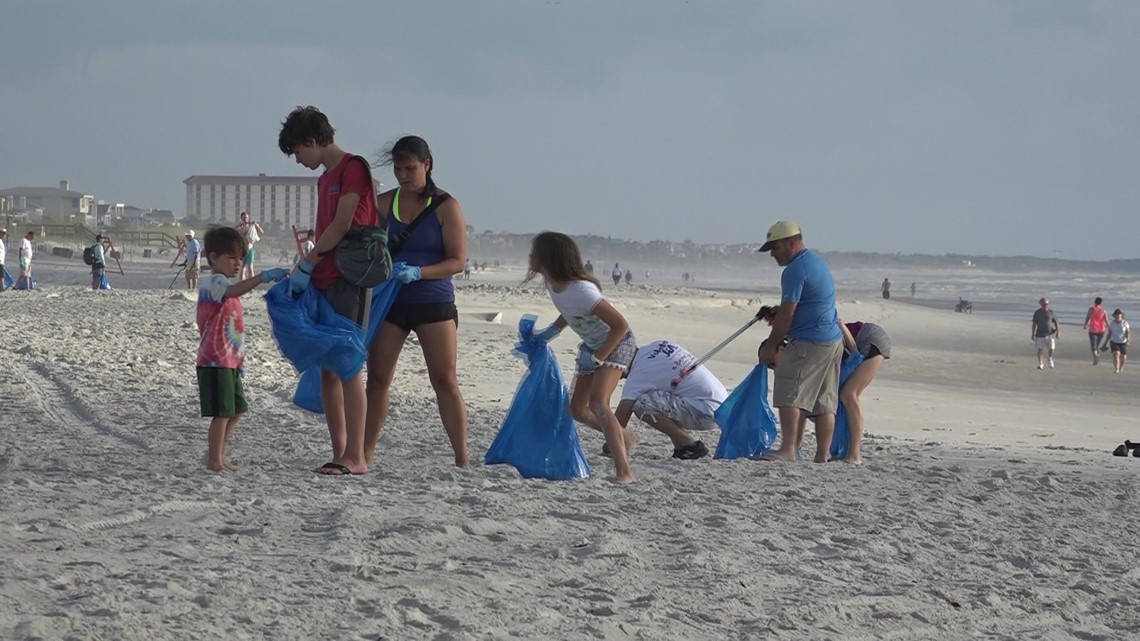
[0,180,96,223]
[182,174,311,233]
[183,173,382,232]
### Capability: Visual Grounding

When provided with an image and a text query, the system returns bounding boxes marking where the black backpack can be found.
[328,156,393,288]
[82,245,96,265]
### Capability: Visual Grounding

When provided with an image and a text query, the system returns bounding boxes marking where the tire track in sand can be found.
[19,360,151,451]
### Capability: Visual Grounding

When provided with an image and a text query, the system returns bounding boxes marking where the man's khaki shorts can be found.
[772,339,843,416]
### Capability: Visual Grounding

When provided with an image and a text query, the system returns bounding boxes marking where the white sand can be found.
[1,264,1138,640]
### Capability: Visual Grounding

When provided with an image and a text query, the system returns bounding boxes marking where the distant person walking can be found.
[17,230,35,289]
[585,260,594,275]
[463,257,472,280]
[624,269,632,286]
[611,263,622,287]
[881,278,892,300]
[1084,297,1109,365]
[1032,297,1060,370]
[0,228,8,292]
[89,234,109,290]
[1108,309,1130,374]
[236,211,264,280]
[910,281,916,298]
[184,230,202,291]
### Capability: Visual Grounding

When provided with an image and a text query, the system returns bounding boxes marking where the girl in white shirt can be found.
[526,231,637,483]
[1108,309,1130,374]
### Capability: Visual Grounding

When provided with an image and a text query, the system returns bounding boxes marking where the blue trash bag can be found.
[714,364,779,459]
[14,277,36,290]
[3,270,12,289]
[99,272,112,290]
[830,351,866,461]
[264,280,367,384]
[484,315,591,480]
[292,278,402,413]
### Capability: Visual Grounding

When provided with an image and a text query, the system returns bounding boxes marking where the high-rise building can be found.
[183,173,319,230]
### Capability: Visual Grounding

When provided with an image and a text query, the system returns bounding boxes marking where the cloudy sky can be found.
[3,1,1138,259]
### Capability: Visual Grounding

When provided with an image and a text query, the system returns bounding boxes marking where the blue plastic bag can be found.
[99,272,112,290]
[830,352,866,460]
[264,280,367,383]
[14,277,35,290]
[3,270,12,289]
[713,364,779,459]
[484,315,591,480]
[292,278,402,413]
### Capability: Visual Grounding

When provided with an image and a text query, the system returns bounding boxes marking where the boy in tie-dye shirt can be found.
[196,227,288,472]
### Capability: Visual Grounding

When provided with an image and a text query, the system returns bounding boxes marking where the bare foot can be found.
[601,429,637,458]
[840,456,863,465]
[613,472,635,484]
[207,460,233,472]
[454,456,470,468]
[759,451,797,462]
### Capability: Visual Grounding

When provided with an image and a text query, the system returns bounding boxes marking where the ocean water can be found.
[680,264,1140,328]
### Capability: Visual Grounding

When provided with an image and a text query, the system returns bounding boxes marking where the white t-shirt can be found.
[546,279,612,350]
[243,224,260,246]
[0,237,6,264]
[621,340,728,415]
[19,237,33,263]
[1109,319,1130,344]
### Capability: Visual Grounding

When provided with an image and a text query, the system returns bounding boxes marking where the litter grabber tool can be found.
[671,305,778,388]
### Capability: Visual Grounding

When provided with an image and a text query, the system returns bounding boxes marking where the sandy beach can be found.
[1,258,1138,640]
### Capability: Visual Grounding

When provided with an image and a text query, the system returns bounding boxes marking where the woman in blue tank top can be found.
[365,136,470,468]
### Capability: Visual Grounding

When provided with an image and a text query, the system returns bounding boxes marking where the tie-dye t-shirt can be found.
[196,273,245,371]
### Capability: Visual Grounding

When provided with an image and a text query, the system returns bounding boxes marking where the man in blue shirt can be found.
[184,230,202,290]
[756,221,843,463]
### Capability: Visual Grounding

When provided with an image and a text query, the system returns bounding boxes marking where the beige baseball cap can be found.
[758,220,802,252]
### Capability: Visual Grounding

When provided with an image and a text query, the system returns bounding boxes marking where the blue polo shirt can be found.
[781,249,841,342]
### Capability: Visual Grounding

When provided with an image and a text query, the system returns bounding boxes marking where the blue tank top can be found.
[387,188,455,305]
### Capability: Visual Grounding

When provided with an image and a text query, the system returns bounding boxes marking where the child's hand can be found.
[261,268,289,283]
[576,351,602,371]
[534,324,562,344]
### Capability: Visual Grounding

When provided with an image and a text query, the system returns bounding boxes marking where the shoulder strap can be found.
[350,155,381,226]
[389,191,452,257]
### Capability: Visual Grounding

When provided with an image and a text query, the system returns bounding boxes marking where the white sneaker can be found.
[1037,364,1043,370]
[1048,358,1054,369]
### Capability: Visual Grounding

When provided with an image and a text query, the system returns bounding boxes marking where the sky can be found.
[2,0,1138,259]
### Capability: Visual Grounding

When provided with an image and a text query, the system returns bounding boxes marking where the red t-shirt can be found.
[313,154,376,289]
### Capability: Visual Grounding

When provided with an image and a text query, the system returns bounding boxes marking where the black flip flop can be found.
[314,462,361,476]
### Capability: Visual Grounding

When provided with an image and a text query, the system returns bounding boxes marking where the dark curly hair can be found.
[278,106,336,155]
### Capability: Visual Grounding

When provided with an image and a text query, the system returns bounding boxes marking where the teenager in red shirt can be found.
[278,106,375,476]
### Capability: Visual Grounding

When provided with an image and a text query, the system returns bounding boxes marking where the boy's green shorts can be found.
[197,367,248,418]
